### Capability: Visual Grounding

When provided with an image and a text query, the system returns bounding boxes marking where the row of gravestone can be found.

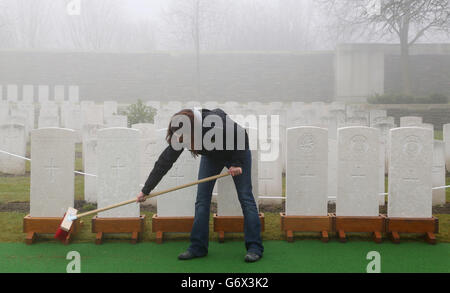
[1,99,449,196]
[0,100,127,135]
[1,119,449,207]
[28,126,436,220]
[0,84,79,103]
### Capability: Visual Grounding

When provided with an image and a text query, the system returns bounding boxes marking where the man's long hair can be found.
[166,109,199,157]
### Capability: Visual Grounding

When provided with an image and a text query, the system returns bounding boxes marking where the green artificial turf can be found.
[0,241,448,273]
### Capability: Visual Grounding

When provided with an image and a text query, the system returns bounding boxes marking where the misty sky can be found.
[0,0,447,52]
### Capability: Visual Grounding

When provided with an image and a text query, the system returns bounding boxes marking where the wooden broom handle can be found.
[76,172,231,218]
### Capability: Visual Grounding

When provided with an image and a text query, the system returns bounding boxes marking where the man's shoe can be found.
[245,252,262,263]
[178,250,204,260]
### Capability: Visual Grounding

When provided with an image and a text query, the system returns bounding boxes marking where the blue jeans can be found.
[188,149,264,257]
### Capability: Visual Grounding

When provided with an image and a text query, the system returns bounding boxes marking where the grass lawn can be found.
[0,144,449,273]
[0,241,449,273]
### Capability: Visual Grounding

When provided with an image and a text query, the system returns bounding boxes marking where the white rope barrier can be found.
[259,184,450,201]
[0,149,145,187]
[0,149,31,161]
[0,149,97,177]
[1,149,448,193]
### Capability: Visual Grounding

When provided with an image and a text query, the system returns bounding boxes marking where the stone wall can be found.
[335,43,450,102]
[0,51,334,103]
[1,44,449,103]
[385,55,450,96]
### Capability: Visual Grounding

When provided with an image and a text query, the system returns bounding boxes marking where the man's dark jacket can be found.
[141,108,249,195]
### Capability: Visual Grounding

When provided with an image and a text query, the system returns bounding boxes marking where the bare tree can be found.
[163,0,227,98]
[63,0,118,50]
[319,0,450,95]
[0,0,55,49]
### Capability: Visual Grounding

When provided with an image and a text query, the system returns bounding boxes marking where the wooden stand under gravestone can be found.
[91,215,145,244]
[386,216,439,244]
[23,215,80,245]
[213,213,265,243]
[280,213,333,243]
[334,214,385,243]
[152,214,194,244]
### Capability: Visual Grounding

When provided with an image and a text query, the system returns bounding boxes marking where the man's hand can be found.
[229,166,242,176]
[136,191,147,203]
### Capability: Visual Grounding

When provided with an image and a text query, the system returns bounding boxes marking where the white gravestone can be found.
[61,103,79,129]
[23,85,34,103]
[81,103,103,126]
[132,123,158,206]
[0,102,8,125]
[7,85,18,102]
[38,85,49,103]
[203,101,219,110]
[432,140,446,206]
[38,116,59,129]
[54,85,65,102]
[346,104,369,120]
[286,127,328,216]
[30,128,76,217]
[369,110,387,127]
[217,150,259,216]
[336,127,380,217]
[419,123,434,131]
[38,103,59,128]
[184,101,202,109]
[40,102,58,116]
[146,101,161,110]
[9,104,29,138]
[0,124,26,175]
[444,124,450,172]
[346,116,369,127]
[104,115,128,127]
[156,140,199,217]
[258,139,283,197]
[400,116,422,127]
[97,128,140,218]
[61,103,82,142]
[388,127,433,218]
[68,86,79,103]
[82,124,103,202]
[13,103,35,132]
[154,109,172,130]
[287,105,306,127]
[222,101,240,116]
[103,101,118,118]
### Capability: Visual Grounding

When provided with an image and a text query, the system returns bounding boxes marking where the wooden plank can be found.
[91,216,145,233]
[280,213,332,232]
[213,213,265,233]
[386,217,437,233]
[23,215,62,233]
[335,216,385,233]
[151,214,194,232]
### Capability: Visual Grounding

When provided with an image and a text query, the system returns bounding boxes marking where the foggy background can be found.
[0,0,449,102]
[1,0,447,52]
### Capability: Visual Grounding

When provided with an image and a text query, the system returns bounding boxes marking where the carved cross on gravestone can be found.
[111,157,126,193]
[111,157,125,178]
[44,158,60,183]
